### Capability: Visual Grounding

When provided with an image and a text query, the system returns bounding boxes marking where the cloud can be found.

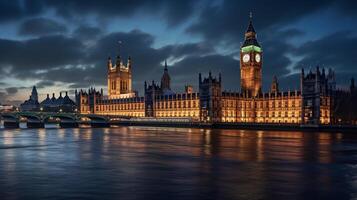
[5,87,18,94]
[0,0,43,22]
[292,31,357,86]
[41,0,197,26]
[73,25,102,41]
[18,17,67,36]
[187,0,355,42]
[36,80,56,88]
[0,35,85,75]
[0,0,357,102]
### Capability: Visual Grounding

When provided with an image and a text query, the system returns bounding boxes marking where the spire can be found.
[30,86,38,102]
[242,12,260,48]
[127,56,132,69]
[116,55,121,67]
[107,56,112,69]
[246,12,256,34]
[161,59,171,91]
[271,75,279,93]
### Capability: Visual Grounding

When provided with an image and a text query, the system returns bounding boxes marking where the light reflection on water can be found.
[0,127,357,200]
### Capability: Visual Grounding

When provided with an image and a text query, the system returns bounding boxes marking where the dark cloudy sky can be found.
[0,0,356,104]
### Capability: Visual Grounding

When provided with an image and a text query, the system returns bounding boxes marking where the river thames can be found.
[0,126,357,200]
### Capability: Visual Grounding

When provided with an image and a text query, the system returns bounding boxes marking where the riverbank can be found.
[1,120,356,132]
[112,121,357,133]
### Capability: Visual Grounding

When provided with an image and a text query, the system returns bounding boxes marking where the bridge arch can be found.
[0,113,20,128]
[80,114,110,127]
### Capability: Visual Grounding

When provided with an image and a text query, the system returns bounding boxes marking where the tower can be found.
[240,13,262,97]
[270,76,279,93]
[301,67,335,124]
[199,72,222,123]
[107,55,133,99]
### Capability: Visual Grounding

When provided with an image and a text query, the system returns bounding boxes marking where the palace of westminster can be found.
[75,16,345,125]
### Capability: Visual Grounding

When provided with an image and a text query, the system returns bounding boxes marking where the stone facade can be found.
[75,16,336,125]
[107,56,136,99]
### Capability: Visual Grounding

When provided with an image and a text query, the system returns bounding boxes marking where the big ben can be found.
[240,14,262,97]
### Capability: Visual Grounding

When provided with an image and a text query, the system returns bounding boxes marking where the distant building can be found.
[20,86,40,111]
[76,15,337,125]
[40,92,76,112]
[20,86,76,112]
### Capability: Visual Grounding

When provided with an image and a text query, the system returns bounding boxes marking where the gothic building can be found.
[76,15,336,125]
[333,78,357,124]
[107,56,135,99]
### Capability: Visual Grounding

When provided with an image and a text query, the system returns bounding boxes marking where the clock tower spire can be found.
[240,12,262,97]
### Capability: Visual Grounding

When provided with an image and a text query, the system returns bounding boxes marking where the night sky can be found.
[0,0,356,105]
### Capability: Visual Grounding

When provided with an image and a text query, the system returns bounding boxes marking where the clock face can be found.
[243,54,250,63]
[255,54,261,63]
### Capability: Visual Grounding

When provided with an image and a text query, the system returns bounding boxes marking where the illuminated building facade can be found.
[76,16,336,125]
[107,56,136,99]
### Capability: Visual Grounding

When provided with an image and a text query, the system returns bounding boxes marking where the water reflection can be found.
[0,127,357,199]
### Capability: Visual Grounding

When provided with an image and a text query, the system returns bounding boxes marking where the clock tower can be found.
[240,13,262,97]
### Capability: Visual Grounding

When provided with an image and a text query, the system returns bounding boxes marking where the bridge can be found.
[0,112,114,128]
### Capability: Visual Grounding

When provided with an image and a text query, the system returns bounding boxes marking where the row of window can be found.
[237,100,302,109]
[156,111,199,118]
[239,111,301,118]
[156,100,199,109]
[95,103,144,111]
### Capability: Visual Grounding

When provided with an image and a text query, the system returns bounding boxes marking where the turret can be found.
[271,75,279,93]
[107,57,112,70]
[127,56,132,70]
[300,68,305,94]
[116,55,121,68]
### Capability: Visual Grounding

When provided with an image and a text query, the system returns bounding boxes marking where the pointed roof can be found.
[161,59,172,91]
[32,86,37,93]
[273,75,278,83]
[164,59,168,71]
[242,12,261,48]
[246,13,256,34]
[246,21,256,33]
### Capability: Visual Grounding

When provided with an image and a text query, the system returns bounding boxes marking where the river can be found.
[0,127,357,199]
